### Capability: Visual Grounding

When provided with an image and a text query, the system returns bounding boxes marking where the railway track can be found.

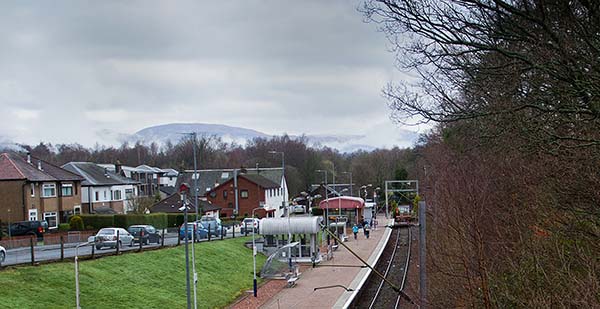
[350,226,412,309]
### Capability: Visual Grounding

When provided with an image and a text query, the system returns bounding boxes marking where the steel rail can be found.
[394,227,412,309]
[368,228,401,309]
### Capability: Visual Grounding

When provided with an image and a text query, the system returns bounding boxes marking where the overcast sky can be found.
[0,1,422,149]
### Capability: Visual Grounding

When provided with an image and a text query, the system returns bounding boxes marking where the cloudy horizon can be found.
[0,1,424,150]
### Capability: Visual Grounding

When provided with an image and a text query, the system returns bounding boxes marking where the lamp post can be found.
[75,240,94,309]
[179,183,192,309]
[251,207,263,298]
[316,170,329,244]
[269,151,291,270]
[341,172,353,197]
[185,133,200,309]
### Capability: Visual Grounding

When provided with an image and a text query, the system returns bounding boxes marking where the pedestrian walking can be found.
[352,224,359,240]
[364,223,370,239]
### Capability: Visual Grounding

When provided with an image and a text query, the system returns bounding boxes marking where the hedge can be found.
[80,215,114,230]
[80,213,170,229]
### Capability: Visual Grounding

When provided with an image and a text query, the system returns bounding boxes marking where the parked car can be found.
[241,218,259,234]
[0,245,6,263]
[127,225,161,245]
[292,205,305,214]
[179,222,208,241]
[8,220,48,238]
[94,228,134,250]
[199,216,221,236]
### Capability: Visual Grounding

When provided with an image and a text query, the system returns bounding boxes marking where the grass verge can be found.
[0,237,265,309]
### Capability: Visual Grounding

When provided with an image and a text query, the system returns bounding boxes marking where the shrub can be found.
[69,215,84,231]
[58,223,70,231]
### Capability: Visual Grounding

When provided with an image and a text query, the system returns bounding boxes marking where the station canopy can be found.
[319,196,365,209]
[259,217,323,235]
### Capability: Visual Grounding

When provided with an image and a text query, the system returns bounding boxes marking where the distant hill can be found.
[128,123,383,152]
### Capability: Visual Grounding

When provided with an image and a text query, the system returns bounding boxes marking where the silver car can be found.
[94,228,134,250]
[0,245,6,263]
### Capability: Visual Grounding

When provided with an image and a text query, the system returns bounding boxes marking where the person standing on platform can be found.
[364,223,370,239]
[352,224,359,240]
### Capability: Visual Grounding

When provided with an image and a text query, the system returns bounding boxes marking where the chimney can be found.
[27,152,31,164]
[115,160,122,175]
[37,160,42,171]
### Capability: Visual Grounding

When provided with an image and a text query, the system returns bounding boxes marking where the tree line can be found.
[364,0,600,307]
[12,135,416,198]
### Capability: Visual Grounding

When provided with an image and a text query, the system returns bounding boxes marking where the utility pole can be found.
[419,201,427,309]
[191,133,199,309]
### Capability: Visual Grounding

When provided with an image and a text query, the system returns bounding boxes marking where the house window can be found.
[42,183,56,198]
[43,212,58,229]
[125,188,134,198]
[240,190,249,199]
[30,183,35,197]
[103,191,107,199]
[113,190,122,200]
[95,192,99,201]
[74,205,81,215]
[61,183,73,196]
[223,190,228,199]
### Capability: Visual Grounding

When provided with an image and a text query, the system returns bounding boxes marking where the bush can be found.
[114,214,145,228]
[69,215,84,231]
[58,223,70,231]
[80,215,114,230]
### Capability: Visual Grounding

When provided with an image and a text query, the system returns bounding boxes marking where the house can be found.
[62,162,140,214]
[205,174,281,218]
[159,168,179,187]
[176,167,288,217]
[150,192,221,218]
[0,152,84,229]
[99,163,176,197]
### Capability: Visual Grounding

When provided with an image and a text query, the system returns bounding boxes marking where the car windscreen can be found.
[98,229,115,235]
[128,227,143,232]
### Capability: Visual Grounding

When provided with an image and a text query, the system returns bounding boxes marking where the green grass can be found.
[0,237,266,309]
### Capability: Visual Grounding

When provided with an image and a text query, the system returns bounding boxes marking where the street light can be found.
[75,240,94,309]
[316,170,329,245]
[269,151,291,270]
[251,207,263,298]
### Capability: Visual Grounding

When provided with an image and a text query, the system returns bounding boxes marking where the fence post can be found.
[161,229,165,248]
[232,223,235,238]
[177,232,181,246]
[208,224,212,241]
[139,230,143,252]
[221,224,224,240]
[116,229,120,255]
[30,236,35,265]
[244,222,248,236]
[91,240,95,259]
[60,236,64,261]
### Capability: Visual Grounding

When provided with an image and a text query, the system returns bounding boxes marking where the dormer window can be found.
[221,172,229,179]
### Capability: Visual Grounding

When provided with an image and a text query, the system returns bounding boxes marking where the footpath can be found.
[231,218,392,309]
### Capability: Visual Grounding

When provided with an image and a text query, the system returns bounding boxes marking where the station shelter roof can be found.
[319,196,365,209]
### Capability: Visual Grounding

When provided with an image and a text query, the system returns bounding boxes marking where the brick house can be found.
[177,167,288,217]
[205,174,280,218]
[0,152,84,229]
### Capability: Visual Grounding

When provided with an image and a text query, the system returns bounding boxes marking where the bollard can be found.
[30,236,35,265]
[161,229,165,247]
[232,224,235,238]
[177,231,181,246]
[116,230,120,255]
[60,236,64,261]
[221,224,224,240]
[244,222,248,236]
[91,240,95,259]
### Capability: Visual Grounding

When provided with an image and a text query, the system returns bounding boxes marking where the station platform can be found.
[231,218,392,309]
